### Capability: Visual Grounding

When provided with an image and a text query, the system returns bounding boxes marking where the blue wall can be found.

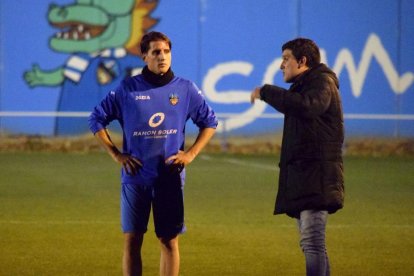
[0,0,413,136]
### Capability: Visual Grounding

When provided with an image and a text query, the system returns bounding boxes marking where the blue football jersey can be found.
[89,75,218,185]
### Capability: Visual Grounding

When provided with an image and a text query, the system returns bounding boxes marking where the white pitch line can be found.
[0,220,118,225]
[1,221,412,228]
[200,155,278,171]
[221,157,278,171]
[272,224,414,229]
[326,224,414,229]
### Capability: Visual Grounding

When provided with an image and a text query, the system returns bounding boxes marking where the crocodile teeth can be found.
[54,24,96,40]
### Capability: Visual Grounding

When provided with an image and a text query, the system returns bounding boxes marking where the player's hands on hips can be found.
[114,153,142,176]
[250,87,262,104]
[165,150,195,172]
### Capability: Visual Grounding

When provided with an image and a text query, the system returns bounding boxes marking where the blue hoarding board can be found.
[0,0,413,136]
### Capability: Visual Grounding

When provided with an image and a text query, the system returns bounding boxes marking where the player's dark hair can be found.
[282,38,321,68]
[140,31,172,54]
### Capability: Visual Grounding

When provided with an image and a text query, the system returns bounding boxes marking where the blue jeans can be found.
[297,210,330,276]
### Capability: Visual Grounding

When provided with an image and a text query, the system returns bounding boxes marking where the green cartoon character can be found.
[24,0,158,135]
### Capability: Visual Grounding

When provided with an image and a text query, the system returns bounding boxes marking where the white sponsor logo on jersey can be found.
[148,112,165,128]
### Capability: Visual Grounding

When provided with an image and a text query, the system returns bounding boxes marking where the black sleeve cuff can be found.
[260,84,273,101]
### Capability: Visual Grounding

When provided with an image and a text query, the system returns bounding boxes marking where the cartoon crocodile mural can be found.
[24,0,158,135]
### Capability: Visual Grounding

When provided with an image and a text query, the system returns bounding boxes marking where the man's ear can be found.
[298,56,307,68]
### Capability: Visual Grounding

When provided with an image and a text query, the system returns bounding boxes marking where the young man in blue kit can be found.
[89,31,217,276]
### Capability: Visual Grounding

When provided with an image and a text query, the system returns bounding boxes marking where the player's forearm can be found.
[94,128,122,161]
[186,127,216,159]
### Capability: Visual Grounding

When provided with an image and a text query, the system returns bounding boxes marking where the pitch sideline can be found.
[199,154,278,171]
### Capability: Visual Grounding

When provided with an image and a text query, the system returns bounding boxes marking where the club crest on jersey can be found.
[169,93,179,105]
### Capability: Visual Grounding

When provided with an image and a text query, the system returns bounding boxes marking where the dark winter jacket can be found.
[260,63,344,218]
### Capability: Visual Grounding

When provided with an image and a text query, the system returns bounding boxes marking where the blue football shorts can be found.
[121,173,186,238]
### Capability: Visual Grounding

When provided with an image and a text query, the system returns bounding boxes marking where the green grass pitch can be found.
[0,152,413,275]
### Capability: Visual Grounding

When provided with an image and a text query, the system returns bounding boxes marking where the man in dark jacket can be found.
[251,38,344,276]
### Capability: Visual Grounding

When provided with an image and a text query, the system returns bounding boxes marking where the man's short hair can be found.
[140,31,172,55]
[282,38,321,68]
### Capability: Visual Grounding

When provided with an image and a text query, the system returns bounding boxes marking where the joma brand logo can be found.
[135,95,151,100]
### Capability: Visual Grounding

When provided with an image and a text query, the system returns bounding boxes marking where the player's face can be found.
[280,49,303,83]
[143,40,171,75]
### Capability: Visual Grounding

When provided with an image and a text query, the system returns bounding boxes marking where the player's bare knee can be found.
[159,235,178,251]
[124,232,144,250]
